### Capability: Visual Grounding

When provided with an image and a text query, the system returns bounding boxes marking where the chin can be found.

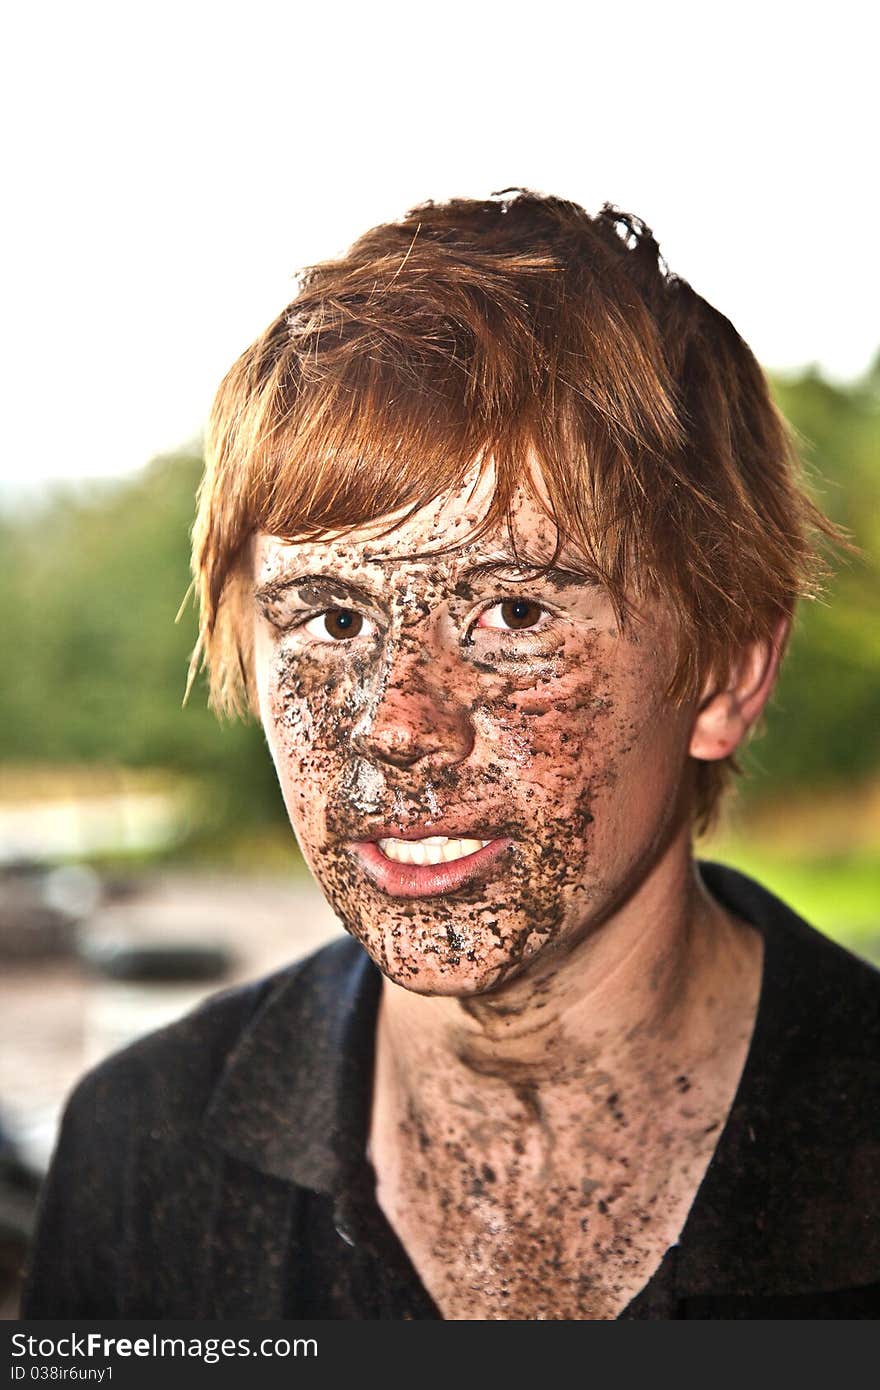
[344,919,521,998]
[386,962,509,998]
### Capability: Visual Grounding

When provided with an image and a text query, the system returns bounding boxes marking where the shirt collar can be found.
[203,864,880,1298]
[204,934,381,1193]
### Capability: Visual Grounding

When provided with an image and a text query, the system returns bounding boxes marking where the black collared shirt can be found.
[22,864,880,1319]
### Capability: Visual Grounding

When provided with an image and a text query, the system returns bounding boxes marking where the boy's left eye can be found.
[477,599,545,631]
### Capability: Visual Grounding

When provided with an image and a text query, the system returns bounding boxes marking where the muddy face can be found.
[251,469,696,997]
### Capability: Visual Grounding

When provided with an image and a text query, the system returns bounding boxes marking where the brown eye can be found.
[323,608,364,639]
[501,599,541,629]
[479,598,544,631]
[303,607,376,642]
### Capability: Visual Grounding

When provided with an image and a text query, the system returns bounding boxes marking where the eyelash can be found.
[297,598,553,644]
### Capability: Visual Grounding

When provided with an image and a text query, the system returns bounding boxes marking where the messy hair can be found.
[188,189,840,830]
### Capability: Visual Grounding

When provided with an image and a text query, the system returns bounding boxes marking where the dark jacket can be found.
[20,863,880,1319]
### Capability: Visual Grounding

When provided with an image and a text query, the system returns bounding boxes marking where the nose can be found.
[351,647,475,771]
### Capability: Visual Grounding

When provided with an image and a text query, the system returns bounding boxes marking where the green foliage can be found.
[0,453,285,833]
[741,361,880,799]
[702,839,880,959]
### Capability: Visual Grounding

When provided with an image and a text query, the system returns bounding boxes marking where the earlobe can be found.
[689,616,789,762]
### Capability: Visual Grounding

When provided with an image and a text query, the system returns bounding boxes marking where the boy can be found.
[23,190,880,1318]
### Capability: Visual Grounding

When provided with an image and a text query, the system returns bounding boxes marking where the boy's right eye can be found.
[303,608,376,641]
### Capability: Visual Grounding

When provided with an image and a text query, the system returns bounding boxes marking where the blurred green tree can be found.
[0,452,285,840]
[742,359,880,797]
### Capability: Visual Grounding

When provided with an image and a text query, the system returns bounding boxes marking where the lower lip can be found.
[351,839,512,898]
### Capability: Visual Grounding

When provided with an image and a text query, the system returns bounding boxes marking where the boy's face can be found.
[252,467,697,996]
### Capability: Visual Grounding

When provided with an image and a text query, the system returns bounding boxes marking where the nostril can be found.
[351,678,475,771]
[377,746,424,770]
[352,707,474,771]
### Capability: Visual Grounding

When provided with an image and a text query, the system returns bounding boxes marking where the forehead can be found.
[253,464,562,579]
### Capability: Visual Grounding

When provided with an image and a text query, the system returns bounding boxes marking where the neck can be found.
[370,841,762,1143]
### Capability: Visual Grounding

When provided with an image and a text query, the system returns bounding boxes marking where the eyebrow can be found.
[458,559,601,589]
[253,556,601,607]
[379,544,603,588]
[253,574,379,609]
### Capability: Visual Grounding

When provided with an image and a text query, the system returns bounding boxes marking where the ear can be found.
[689,616,789,762]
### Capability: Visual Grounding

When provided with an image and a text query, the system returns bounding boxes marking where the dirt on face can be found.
[252,469,695,998]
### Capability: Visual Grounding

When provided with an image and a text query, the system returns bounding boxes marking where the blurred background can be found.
[1,0,877,1316]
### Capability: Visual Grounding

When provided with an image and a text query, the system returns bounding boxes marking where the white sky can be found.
[2,0,877,501]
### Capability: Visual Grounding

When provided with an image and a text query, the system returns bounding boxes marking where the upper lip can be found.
[352,823,512,843]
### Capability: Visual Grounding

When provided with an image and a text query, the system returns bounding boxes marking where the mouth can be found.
[351,832,512,898]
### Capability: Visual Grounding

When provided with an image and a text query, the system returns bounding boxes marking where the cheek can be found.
[264,645,361,741]
[260,647,365,817]
[476,646,680,836]
[475,652,618,795]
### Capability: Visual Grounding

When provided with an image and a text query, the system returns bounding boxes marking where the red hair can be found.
[189,190,840,829]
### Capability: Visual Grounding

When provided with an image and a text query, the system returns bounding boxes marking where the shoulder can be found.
[679,864,880,1301]
[700,858,880,1167]
[21,933,367,1316]
[702,859,880,1205]
[59,932,365,1139]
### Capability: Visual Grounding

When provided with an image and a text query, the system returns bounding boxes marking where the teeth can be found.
[377,836,492,865]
